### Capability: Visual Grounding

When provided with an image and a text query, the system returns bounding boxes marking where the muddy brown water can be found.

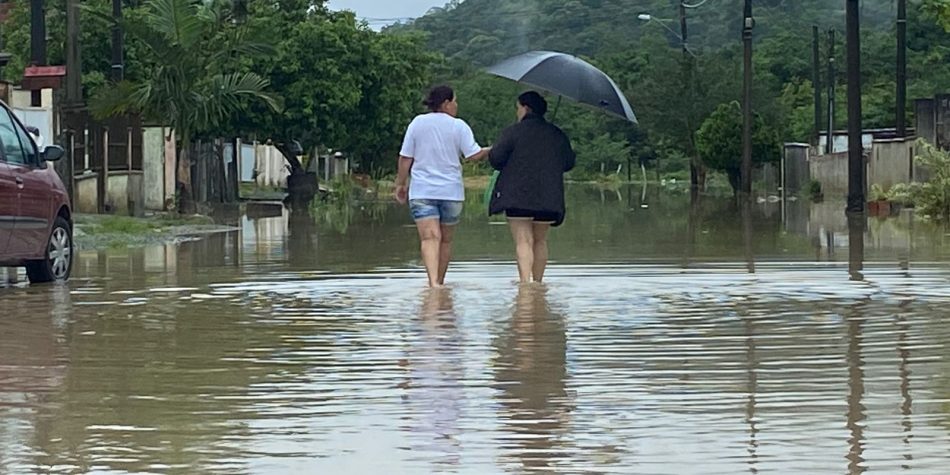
[2,187,950,474]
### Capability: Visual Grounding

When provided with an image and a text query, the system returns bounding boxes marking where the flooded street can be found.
[3,186,950,474]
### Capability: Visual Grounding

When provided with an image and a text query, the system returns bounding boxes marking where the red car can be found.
[0,99,72,284]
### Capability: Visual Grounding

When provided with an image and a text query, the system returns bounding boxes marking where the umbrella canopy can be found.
[486,50,637,123]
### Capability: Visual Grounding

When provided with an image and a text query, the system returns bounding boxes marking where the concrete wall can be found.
[938,94,950,150]
[240,143,255,182]
[868,139,914,189]
[783,144,810,194]
[164,131,176,208]
[143,128,165,210]
[916,98,937,145]
[254,144,289,188]
[8,89,52,109]
[74,172,145,216]
[75,174,98,214]
[810,138,915,196]
[809,151,850,194]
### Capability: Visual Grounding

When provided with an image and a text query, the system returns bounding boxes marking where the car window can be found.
[12,116,38,165]
[0,108,27,165]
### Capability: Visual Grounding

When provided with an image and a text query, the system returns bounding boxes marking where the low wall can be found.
[254,145,290,188]
[809,137,915,196]
[143,128,166,210]
[75,171,145,216]
[868,138,914,189]
[809,151,851,195]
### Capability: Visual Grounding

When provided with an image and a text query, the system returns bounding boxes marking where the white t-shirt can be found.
[400,113,481,201]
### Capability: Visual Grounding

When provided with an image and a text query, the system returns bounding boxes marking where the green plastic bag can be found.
[484,170,500,213]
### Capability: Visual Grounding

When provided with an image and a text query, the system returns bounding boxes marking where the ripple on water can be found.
[2,262,950,473]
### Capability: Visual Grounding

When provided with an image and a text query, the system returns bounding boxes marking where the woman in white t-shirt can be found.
[394,86,491,288]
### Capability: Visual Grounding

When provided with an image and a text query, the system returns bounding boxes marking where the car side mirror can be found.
[42,145,65,162]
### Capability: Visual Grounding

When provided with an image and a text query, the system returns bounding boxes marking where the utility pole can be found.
[813,26,822,146]
[680,2,700,194]
[741,0,754,195]
[827,29,836,155]
[29,0,46,107]
[62,0,81,205]
[896,0,907,137]
[65,0,81,103]
[111,0,124,82]
[846,0,865,213]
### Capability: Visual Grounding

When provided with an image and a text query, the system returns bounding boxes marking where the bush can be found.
[807,180,823,201]
[909,140,950,221]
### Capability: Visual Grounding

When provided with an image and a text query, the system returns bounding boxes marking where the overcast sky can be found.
[328,0,447,27]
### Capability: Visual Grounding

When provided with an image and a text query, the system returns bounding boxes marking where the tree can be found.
[219,5,438,189]
[923,0,950,31]
[696,102,780,194]
[90,0,280,213]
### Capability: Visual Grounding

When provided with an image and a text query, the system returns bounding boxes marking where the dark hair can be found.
[518,91,548,116]
[423,85,455,112]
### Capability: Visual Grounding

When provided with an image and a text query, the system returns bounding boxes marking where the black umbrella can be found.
[485,50,637,123]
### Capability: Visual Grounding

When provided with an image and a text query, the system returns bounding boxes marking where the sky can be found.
[328,0,448,28]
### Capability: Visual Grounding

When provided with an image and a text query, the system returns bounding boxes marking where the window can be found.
[0,108,26,165]
[12,114,38,165]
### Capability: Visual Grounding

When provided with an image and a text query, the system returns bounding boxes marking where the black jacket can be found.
[488,114,576,226]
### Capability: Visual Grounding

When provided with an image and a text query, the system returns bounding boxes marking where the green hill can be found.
[394,0,950,182]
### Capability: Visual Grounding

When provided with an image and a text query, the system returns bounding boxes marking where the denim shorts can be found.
[409,199,464,225]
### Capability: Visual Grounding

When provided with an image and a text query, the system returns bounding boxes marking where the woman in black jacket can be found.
[488,91,576,283]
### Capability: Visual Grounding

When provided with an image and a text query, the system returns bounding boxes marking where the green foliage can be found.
[216,4,437,175]
[911,140,950,221]
[885,182,919,207]
[695,102,780,192]
[869,183,888,201]
[807,180,824,202]
[1,0,435,179]
[399,0,950,179]
[88,0,279,144]
[923,0,950,31]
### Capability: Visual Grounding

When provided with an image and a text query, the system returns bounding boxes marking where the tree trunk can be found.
[276,142,318,208]
[727,168,741,196]
[176,139,197,214]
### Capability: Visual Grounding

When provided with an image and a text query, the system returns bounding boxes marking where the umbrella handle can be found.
[552,96,562,121]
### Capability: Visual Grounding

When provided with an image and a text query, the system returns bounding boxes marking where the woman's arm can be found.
[562,134,576,172]
[489,128,515,170]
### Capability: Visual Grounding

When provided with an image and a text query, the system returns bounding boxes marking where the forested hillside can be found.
[396,0,950,180]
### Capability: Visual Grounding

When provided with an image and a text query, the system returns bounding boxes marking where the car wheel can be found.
[26,217,73,284]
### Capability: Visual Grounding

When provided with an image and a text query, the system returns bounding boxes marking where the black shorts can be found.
[505,208,558,224]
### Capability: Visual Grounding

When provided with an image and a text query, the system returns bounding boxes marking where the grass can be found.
[75,214,215,235]
[240,183,287,201]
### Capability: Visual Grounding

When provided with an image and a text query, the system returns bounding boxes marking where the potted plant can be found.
[885,183,918,216]
[868,184,888,216]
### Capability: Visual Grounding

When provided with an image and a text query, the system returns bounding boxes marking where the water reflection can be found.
[743,313,759,474]
[848,212,866,281]
[493,285,571,472]
[3,186,950,473]
[847,305,867,474]
[404,288,463,470]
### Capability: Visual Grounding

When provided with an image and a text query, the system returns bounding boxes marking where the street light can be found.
[636,12,697,58]
[638,3,702,192]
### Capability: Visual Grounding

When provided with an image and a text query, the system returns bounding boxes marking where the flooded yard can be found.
[3,187,950,474]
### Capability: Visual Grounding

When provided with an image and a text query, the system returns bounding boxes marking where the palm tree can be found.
[92,0,280,213]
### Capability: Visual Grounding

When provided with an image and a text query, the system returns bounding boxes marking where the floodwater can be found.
[3,186,950,474]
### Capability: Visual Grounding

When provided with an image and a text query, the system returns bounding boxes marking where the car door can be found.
[0,107,51,259]
[0,162,16,256]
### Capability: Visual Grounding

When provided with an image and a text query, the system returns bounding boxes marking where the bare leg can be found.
[508,219,535,283]
[438,224,456,285]
[532,223,551,282]
[416,219,443,288]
